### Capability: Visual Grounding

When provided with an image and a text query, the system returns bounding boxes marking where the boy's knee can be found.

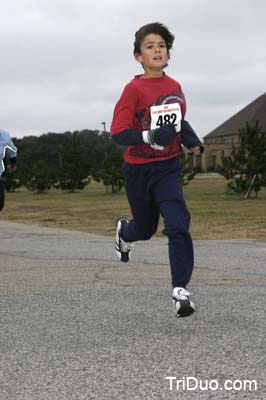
[163,225,189,237]
[136,225,157,240]
[137,230,154,241]
[163,215,191,237]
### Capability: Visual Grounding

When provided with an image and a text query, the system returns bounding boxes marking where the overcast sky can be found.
[1,0,265,140]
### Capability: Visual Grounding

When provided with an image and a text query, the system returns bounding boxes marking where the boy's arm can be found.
[6,146,17,159]
[111,125,177,148]
[1,131,18,159]
[111,129,144,146]
[1,133,17,171]
[4,145,17,172]
[181,120,204,153]
[4,148,17,172]
[5,144,17,169]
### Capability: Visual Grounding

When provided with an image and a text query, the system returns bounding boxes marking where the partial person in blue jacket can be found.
[0,130,17,212]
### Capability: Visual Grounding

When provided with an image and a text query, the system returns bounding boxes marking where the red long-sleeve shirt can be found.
[110,73,186,164]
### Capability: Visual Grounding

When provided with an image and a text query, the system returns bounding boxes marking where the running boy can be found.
[110,23,203,317]
[0,130,17,212]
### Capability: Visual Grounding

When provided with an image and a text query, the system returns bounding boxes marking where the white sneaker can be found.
[172,287,195,318]
[115,218,134,263]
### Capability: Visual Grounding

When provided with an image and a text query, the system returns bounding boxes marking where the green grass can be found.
[185,178,266,240]
[2,178,266,240]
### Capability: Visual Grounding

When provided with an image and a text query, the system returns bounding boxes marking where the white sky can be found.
[1,0,265,139]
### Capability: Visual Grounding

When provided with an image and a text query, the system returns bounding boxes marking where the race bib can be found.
[150,102,182,132]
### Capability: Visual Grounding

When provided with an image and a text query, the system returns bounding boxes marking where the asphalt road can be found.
[0,220,265,400]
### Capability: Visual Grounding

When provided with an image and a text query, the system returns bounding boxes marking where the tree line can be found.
[6,122,264,198]
[4,129,124,193]
[3,129,195,194]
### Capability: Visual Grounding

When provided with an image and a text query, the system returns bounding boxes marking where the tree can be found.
[26,160,52,193]
[219,122,266,197]
[92,141,124,193]
[179,154,196,185]
[2,173,21,192]
[56,132,90,192]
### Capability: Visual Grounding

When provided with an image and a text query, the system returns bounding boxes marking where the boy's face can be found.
[135,34,169,72]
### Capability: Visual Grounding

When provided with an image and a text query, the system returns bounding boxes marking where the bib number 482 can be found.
[150,103,182,132]
[156,113,177,126]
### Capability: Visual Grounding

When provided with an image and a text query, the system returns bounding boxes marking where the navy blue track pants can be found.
[121,157,194,289]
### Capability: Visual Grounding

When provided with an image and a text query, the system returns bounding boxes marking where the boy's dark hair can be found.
[134,22,175,55]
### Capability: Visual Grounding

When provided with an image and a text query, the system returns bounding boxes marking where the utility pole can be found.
[101,122,107,160]
[101,122,106,136]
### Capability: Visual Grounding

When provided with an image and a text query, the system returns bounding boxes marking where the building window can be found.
[222,137,233,144]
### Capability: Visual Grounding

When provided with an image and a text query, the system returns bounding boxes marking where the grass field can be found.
[2,176,266,240]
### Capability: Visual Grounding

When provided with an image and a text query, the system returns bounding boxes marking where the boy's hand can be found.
[190,146,202,156]
[143,124,176,148]
[6,164,17,173]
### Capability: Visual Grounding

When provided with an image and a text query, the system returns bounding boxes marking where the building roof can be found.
[204,93,266,139]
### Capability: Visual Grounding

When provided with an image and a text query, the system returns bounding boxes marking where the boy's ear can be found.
[134,52,143,64]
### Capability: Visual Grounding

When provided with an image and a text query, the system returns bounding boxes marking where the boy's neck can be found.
[140,70,165,79]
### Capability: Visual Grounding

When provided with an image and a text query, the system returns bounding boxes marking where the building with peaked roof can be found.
[202,93,266,170]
